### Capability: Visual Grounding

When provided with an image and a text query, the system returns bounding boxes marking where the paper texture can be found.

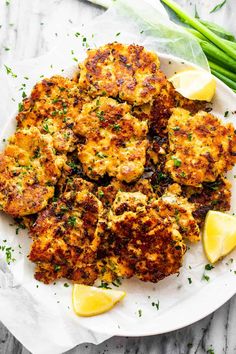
[0,2,235,354]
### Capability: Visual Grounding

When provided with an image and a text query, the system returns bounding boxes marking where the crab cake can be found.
[166,108,236,187]
[157,184,200,243]
[75,97,148,183]
[0,127,65,217]
[29,178,104,284]
[16,76,89,153]
[98,191,186,283]
[77,43,166,105]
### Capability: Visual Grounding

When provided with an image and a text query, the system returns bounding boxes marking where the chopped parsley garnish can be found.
[4,64,17,78]
[113,124,121,131]
[33,147,41,158]
[187,133,192,141]
[98,190,104,197]
[171,156,181,167]
[18,102,23,112]
[138,309,142,317]
[188,277,192,284]
[54,265,61,272]
[0,245,16,264]
[43,124,50,133]
[68,215,77,227]
[205,264,214,271]
[96,110,105,121]
[172,126,180,131]
[224,110,229,117]
[64,283,70,287]
[98,281,112,289]
[112,278,122,287]
[202,274,210,281]
[96,152,107,158]
[152,301,160,310]
[116,32,121,36]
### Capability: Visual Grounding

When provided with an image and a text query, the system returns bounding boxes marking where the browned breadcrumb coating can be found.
[166,108,236,187]
[96,178,155,208]
[0,127,65,217]
[98,191,186,283]
[157,184,200,243]
[77,43,166,105]
[16,76,89,153]
[29,178,104,284]
[183,177,232,226]
[133,80,207,137]
[75,97,148,183]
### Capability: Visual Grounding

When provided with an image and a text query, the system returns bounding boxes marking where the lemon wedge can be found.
[168,69,216,102]
[203,211,236,263]
[72,284,126,317]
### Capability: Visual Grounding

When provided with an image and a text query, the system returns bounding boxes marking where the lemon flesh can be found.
[72,284,126,317]
[168,69,216,102]
[203,211,236,263]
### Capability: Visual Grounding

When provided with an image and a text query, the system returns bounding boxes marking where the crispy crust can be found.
[29,178,104,284]
[97,191,186,283]
[77,43,165,105]
[75,97,148,183]
[166,108,236,186]
[0,127,65,217]
[16,76,89,153]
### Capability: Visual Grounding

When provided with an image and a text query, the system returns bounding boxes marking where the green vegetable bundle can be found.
[161,0,236,92]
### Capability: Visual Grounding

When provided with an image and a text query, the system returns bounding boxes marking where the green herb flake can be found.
[188,277,192,284]
[68,215,77,227]
[202,274,210,282]
[54,265,61,272]
[116,32,121,36]
[96,152,107,159]
[224,110,229,117]
[43,124,50,133]
[64,283,70,288]
[98,281,112,289]
[207,349,215,354]
[113,124,121,131]
[171,156,181,167]
[98,190,104,197]
[18,102,23,112]
[112,278,122,287]
[96,110,105,121]
[205,264,214,271]
[151,301,160,310]
[138,309,142,317]
[187,133,192,141]
[210,0,226,14]
[172,126,180,131]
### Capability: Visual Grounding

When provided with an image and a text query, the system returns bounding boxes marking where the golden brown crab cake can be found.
[75,97,148,183]
[77,43,166,105]
[157,184,200,243]
[29,177,104,284]
[183,177,232,227]
[16,76,89,153]
[98,191,186,283]
[165,108,236,187]
[0,127,66,217]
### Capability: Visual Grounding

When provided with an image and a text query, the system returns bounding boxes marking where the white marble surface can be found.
[0,0,236,353]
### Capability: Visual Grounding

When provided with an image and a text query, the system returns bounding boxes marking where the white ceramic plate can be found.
[1,53,236,339]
